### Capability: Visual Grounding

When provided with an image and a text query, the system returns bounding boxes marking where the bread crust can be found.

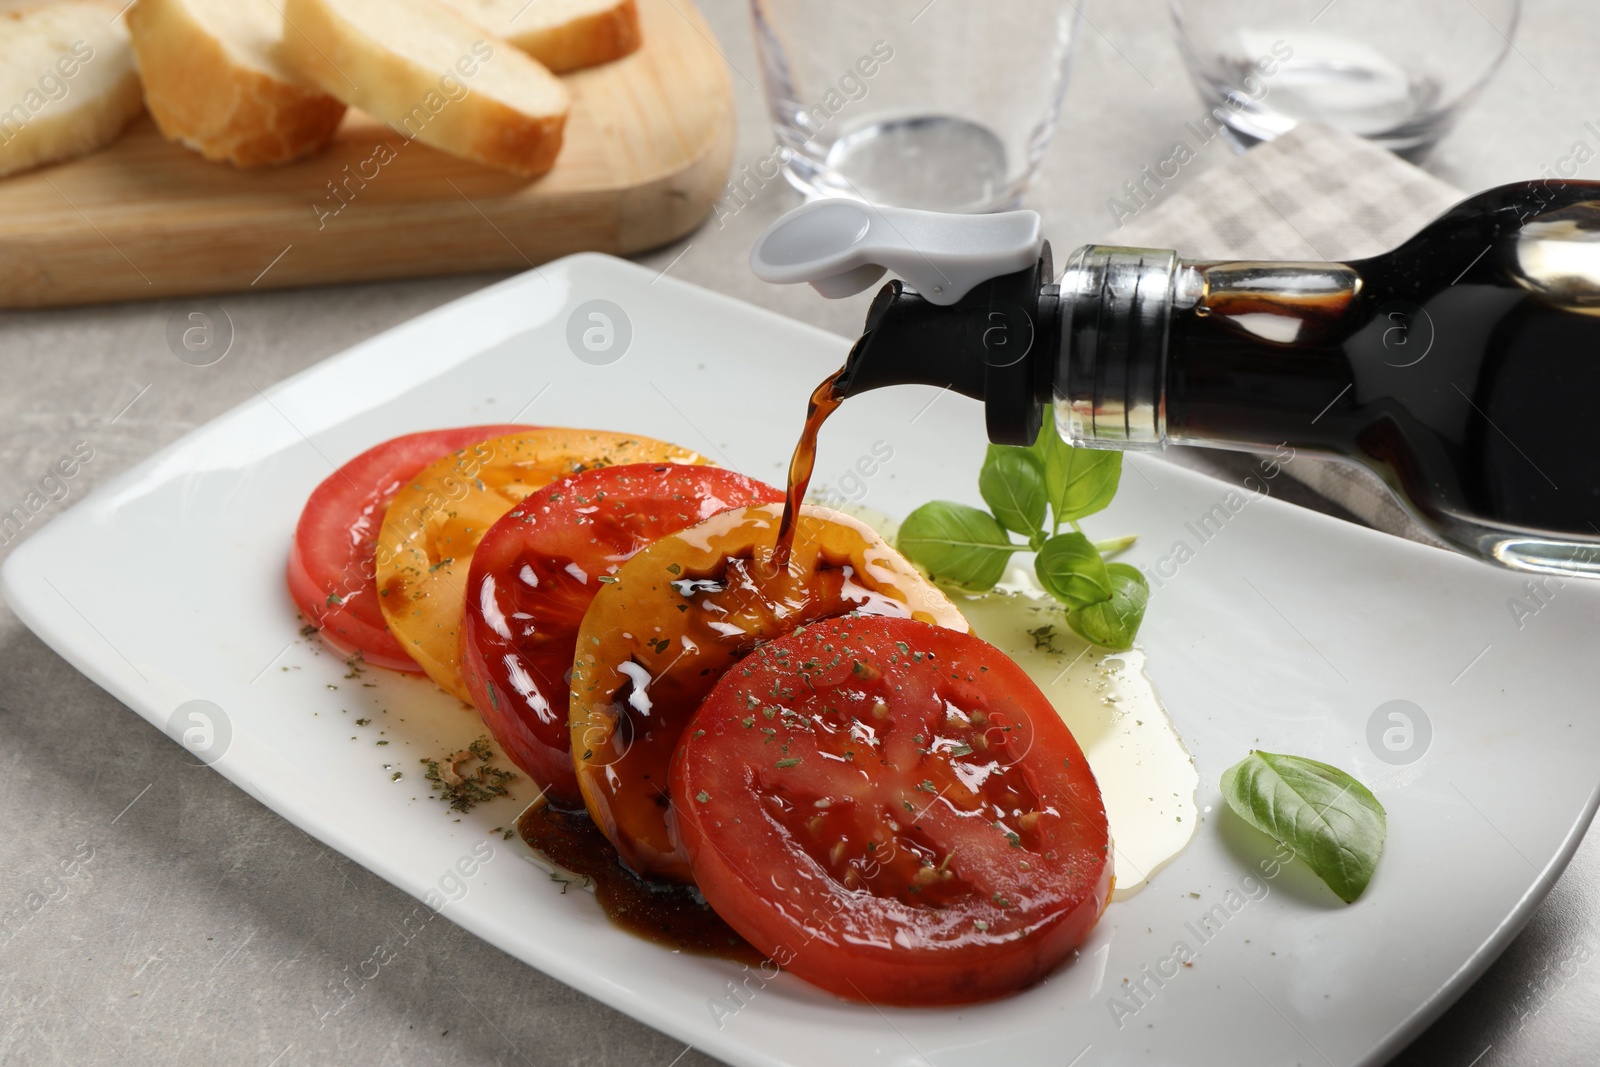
[126,0,346,168]
[280,0,568,179]
[475,0,642,73]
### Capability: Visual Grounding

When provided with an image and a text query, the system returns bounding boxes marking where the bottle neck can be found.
[1054,245,1363,454]
[1054,245,1178,450]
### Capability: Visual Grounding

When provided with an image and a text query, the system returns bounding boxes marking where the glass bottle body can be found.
[1055,181,1600,576]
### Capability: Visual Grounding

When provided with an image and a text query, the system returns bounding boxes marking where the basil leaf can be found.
[1065,563,1148,650]
[896,501,1021,590]
[1033,532,1110,608]
[1034,427,1123,526]
[1220,751,1387,903]
[979,445,1048,537]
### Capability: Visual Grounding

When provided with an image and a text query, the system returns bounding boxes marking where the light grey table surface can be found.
[2,2,1596,1064]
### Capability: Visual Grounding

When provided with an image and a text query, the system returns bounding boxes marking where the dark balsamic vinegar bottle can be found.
[751,181,1600,577]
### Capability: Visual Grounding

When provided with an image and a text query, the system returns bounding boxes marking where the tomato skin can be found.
[669,616,1112,1005]
[460,464,782,807]
[288,425,529,671]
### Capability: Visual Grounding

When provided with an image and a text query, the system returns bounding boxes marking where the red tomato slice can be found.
[570,505,969,882]
[669,615,1112,1005]
[288,425,529,671]
[461,464,782,807]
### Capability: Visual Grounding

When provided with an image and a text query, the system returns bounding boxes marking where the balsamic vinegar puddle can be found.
[835,504,1199,901]
[513,803,761,963]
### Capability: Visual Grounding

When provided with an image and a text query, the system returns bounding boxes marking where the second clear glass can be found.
[749,1,1082,213]
[1169,0,1519,158]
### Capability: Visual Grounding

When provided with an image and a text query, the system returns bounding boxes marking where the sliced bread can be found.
[280,0,568,178]
[126,0,347,168]
[0,1,144,178]
[443,0,640,73]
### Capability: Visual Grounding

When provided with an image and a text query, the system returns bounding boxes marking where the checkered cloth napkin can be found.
[1102,122,1462,547]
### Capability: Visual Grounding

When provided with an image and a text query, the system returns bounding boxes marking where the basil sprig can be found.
[1220,751,1387,903]
[897,425,1148,650]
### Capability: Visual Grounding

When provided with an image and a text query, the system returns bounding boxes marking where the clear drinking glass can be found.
[749,1,1082,213]
[1169,0,1519,158]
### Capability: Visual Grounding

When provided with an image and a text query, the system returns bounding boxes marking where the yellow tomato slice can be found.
[375,429,708,701]
[569,503,969,882]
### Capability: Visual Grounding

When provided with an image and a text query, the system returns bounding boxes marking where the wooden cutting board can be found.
[0,0,734,308]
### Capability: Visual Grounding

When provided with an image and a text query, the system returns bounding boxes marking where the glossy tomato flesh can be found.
[569,504,969,882]
[287,425,529,671]
[460,463,781,807]
[669,615,1112,1005]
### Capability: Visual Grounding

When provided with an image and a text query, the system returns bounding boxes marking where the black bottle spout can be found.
[836,281,986,397]
[834,250,1057,446]
[749,199,1055,446]
[751,198,1185,451]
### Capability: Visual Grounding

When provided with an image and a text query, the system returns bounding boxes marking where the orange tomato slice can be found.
[569,503,969,881]
[375,429,708,701]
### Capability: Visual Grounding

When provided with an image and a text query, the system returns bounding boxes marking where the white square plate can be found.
[6,254,1599,1067]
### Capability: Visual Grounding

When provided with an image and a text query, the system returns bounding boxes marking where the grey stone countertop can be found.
[2,1,1597,1064]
